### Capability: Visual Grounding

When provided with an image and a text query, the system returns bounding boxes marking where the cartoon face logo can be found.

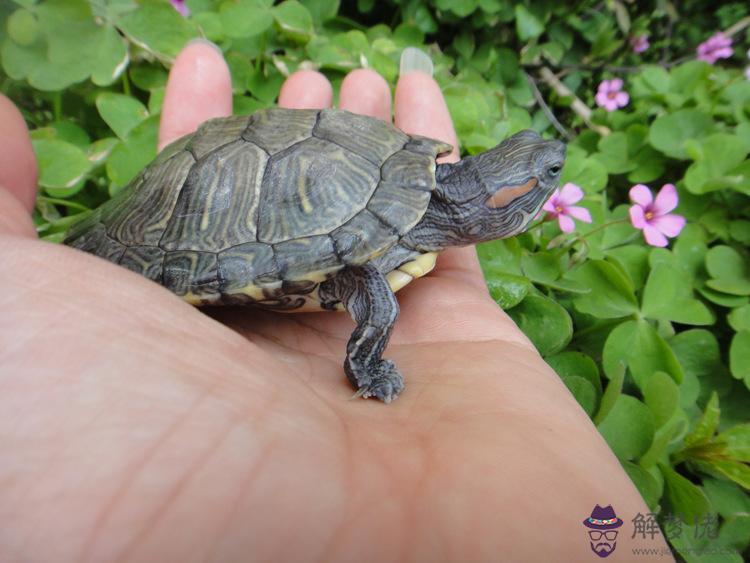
[582,505,623,558]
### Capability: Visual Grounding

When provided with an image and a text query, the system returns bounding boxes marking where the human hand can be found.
[0,42,665,561]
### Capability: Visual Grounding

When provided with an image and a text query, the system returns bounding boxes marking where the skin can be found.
[0,43,671,562]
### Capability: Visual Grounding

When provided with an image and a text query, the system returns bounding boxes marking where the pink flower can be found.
[630,35,650,53]
[170,0,189,17]
[696,32,733,64]
[595,79,629,112]
[628,184,686,247]
[542,183,592,233]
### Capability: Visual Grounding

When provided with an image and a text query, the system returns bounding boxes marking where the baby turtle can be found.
[65,108,566,403]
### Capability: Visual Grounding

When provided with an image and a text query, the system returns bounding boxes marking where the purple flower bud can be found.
[696,32,733,64]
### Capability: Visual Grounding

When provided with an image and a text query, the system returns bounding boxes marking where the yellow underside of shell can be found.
[185,251,439,311]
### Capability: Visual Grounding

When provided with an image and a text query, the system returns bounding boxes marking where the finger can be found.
[159,40,232,151]
[278,70,333,109]
[394,72,459,163]
[394,71,484,288]
[0,95,37,238]
[339,69,391,121]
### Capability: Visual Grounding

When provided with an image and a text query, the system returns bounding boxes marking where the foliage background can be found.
[1,0,749,560]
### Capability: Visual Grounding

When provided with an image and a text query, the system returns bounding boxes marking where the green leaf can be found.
[684,392,720,448]
[594,363,624,424]
[560,147,608,193]
[247,66,285,102]
[546,351,601,394]
[478,238,522,276]
[717,424,750,462]
[684,134,749,194]
[622,461,662,510]
[567,259,638,319]
[643,371,679,428]
[602,319,684,387]
[640,415,687,469]
[702,478,750,518]
[705,246,750,296]
[730,220,750,244]
[507,295,572,357]
[273,0,314,43]
[514,5,543,41]
[597,395,655,460]
[698,460,750,490]
[560,376,597,417]
[641,264,714,325]
[300,0,339,25]
[129,65,168,91]
[7,8,39,46]
[659,462,712,522]
[117,0,197,59]
[442,0,480,17]
[485,273,530,309]
[728,305,750,332]
[606,245,649,290]
[91,25,129,86]
[729,331,750,388]
[96,93,149,140]
[521,252,560,284]
[32,139,92,196]
[648,109,714,160]
[105,115,159,191]
[593,132,637,174]
[220,0,274,39]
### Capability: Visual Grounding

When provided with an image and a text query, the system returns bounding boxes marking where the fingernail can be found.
[186,37,223,56]
[400,47,433,77]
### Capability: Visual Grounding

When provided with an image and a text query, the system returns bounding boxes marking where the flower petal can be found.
[559,182,584,205]
[610,78,623,91]
[603,99,619,112]
[652,213,686,238]
[558,214,576,233]
[542,190,560,213]
[595,91,610,108]
[629,184,653,207]
[567,205,592,223]
[629,204,647,229]
[615,92,629,107]
[653,183,678,214]
[643,224,668,247]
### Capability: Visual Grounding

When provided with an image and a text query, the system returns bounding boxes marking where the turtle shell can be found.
[65,108,451,306]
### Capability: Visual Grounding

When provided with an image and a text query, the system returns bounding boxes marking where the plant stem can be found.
[51,91,63,122]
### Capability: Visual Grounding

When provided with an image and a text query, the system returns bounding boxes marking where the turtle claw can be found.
[351,360,404,403]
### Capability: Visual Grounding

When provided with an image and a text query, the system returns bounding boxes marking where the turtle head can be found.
[405,130,567,251]
[478,130,566,237]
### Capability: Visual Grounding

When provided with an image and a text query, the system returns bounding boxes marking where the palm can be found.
[0,44,663,561]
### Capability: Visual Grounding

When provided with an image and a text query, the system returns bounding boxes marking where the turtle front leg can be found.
[319,264,403,403]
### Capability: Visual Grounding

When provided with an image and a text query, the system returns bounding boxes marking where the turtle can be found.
[64,107,566,403]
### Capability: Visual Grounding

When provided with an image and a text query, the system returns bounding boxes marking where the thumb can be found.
[0,94,37,238]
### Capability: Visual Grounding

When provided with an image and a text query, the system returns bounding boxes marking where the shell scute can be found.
[241,108,319,155]
[160,140,267,251]
[119,245,165,282]
[257,136,379,244]
[217,242,279,293]
[164,250,219,299]
[313,109,408,165]
[331,209,399,266]
[107,151,195,246]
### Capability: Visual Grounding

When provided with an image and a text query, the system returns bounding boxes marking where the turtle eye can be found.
[548,164,562,177]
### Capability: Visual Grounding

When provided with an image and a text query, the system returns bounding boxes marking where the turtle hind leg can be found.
[319,264,403,403]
